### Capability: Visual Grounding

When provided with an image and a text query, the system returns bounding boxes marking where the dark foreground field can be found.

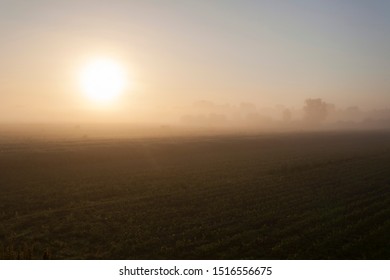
[1,131,390,259]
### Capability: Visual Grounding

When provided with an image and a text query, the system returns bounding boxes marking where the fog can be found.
[175,98,390,132]
[1,97,390,141]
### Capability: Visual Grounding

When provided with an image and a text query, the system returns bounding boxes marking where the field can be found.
[1,131,390,259]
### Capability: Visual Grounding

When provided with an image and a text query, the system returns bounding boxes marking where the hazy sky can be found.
[1,0,389,122]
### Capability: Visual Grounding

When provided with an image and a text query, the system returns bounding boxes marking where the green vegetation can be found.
[1,131,390,259]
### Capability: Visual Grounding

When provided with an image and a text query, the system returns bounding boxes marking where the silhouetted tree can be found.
[303,98,329,124]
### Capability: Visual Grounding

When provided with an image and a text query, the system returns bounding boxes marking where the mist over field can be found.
[2,97,390,142]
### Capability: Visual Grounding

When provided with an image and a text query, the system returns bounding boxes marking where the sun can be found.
[80,58,127,103]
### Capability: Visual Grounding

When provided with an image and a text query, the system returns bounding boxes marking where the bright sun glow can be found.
[80,58,127,102]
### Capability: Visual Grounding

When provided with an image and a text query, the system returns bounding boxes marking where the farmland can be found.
[1,131,390,259]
